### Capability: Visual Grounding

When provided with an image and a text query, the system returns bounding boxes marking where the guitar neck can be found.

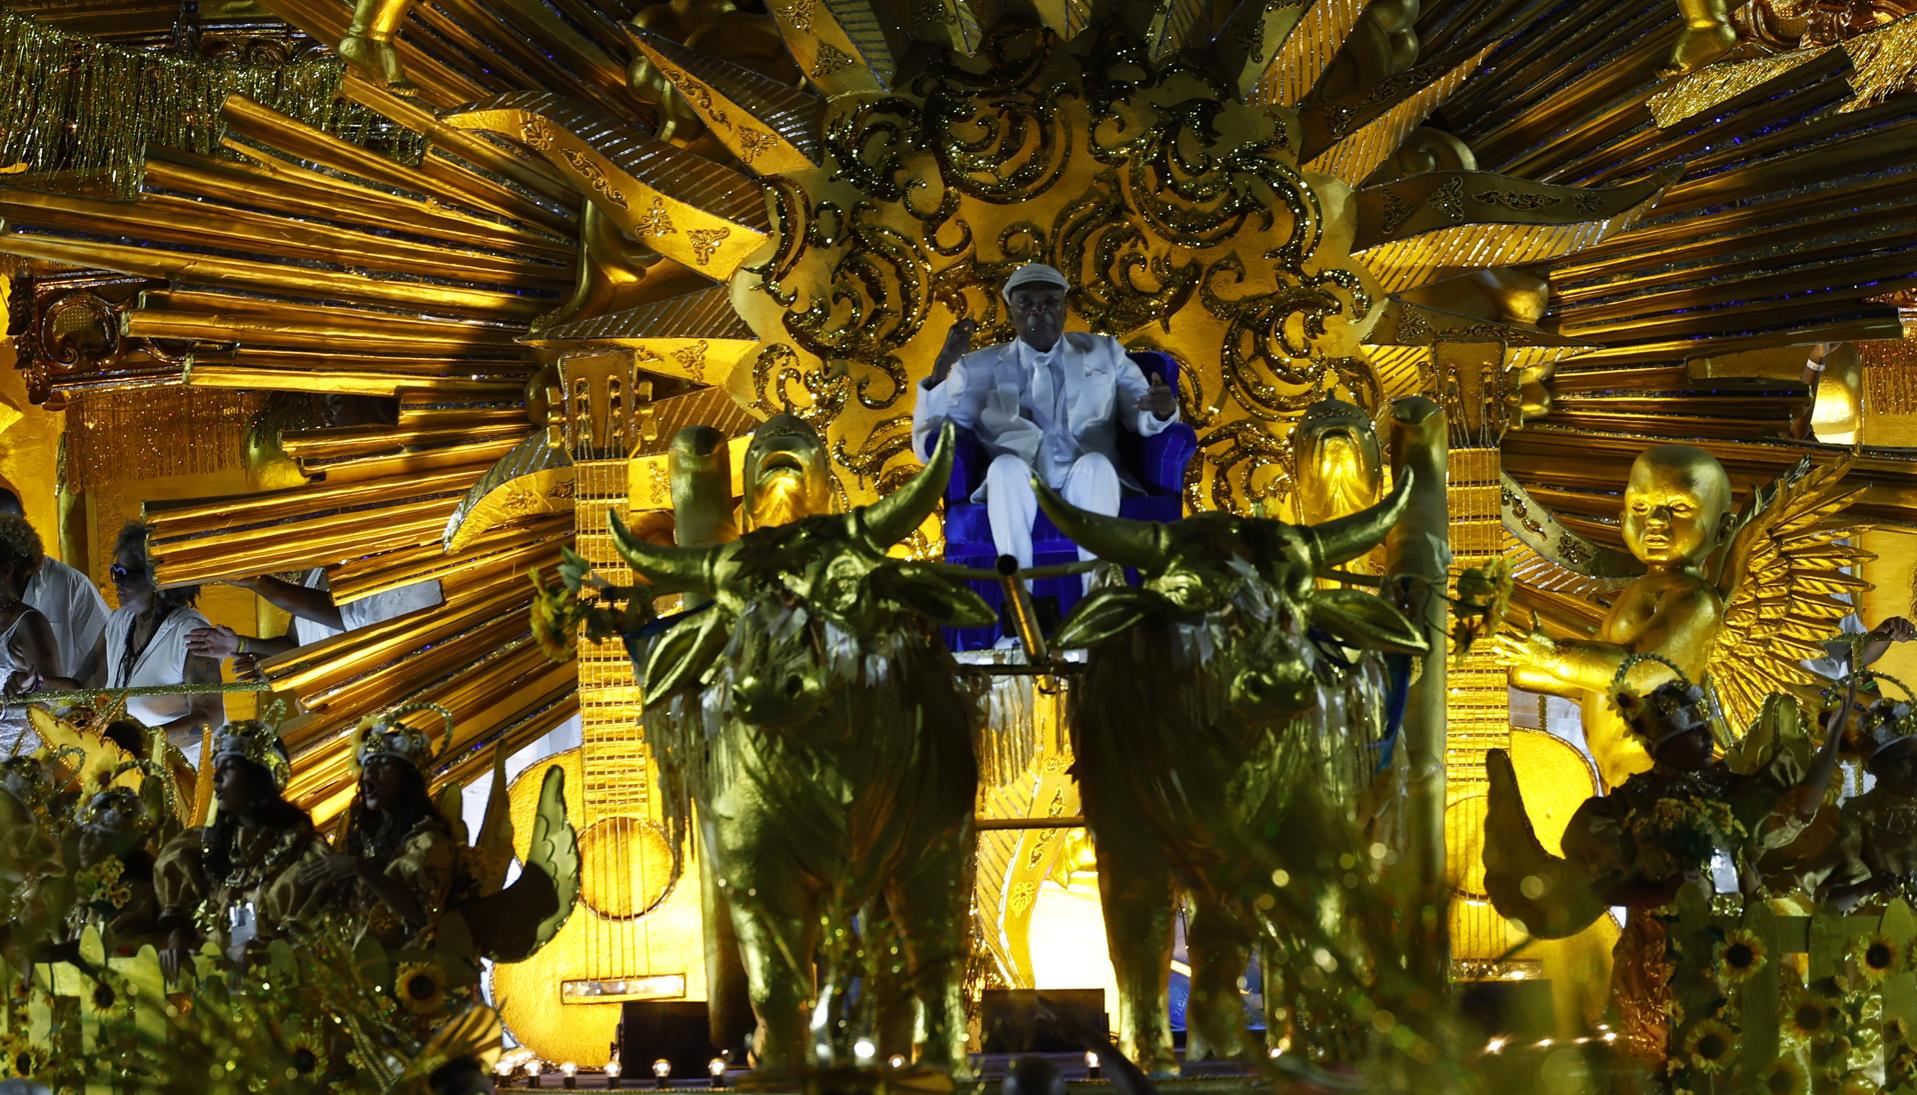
[1444,445,1510,796]
[574,458,652,820]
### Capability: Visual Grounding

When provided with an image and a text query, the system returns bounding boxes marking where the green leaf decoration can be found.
[1307,588,1429,655]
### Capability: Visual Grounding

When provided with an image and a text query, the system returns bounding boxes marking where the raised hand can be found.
[1134,373,1176,418]
[926,318,978,388]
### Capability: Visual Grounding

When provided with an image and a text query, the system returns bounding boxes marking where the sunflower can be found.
[84,973,126,1018]
[1784,990,1837,1041]
[1716,929,1768,983]
[1851,933,1901,984]
[1,1037,46,1079]
[1758,1057,1808,1095]
[283,1029,327,1079]
[1686,1019,1736,1074]
[528,573,583,663]
[1809,1035,1854,1077]
[105,881,133,908]
[394,962,447,1016]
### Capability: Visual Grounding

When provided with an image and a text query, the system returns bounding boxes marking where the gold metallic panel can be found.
[444,432,577,552]
[626,24,824,175]
[445,92,771,279]
[1302,43,1497,185]
[1645,45,1838,126]
[1248,0,1370,108]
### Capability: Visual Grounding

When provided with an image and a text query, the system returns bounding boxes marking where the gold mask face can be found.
[1621,445,1730,567]
[741,413,834,531]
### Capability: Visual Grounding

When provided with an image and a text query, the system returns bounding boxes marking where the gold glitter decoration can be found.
[810,40,858,78]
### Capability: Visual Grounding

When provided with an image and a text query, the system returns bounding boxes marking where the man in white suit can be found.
[912,263,1179,575]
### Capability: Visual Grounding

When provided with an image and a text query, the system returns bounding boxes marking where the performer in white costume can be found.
[0,515,83,755]
[106,522,224,762]
[911,263,1178,573]
[0,488,108,684]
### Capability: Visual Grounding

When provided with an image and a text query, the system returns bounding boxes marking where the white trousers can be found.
[985,451,1120,580]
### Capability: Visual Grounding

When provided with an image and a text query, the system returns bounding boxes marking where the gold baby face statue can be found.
[1622,445,1731,567]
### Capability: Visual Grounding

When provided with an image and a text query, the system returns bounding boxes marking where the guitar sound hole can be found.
[577,816,676,919]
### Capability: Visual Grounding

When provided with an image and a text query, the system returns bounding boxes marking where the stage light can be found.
[887,1055,906,1070]
[853,1039,876,1063]
[1085,1050,1100,1080]
[653,1057,672,1089]
[561,1061,578,1089]
[607,1060,622,1089]
[708,1057,727,1088]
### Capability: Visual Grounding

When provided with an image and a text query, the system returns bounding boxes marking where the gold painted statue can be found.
[339,0,417,88]
[1037,472,1426,1071]
[1290,397,1386,578]
[608,427,995,1077]
[1493,448,1865,789]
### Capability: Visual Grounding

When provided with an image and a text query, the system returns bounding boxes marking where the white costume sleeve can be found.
[912,360,969,463]
[337,578,443,632]
[1110,341,1178,437]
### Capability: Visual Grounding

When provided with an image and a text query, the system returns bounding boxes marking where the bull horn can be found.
[609,510,720,596]
[1305,466,1415,572]
[1034,476,1170,571]
[847,422,954,549]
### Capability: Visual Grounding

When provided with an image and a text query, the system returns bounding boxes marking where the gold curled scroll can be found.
[625,24,824,176]
[444,92,770,280]
[1210,0,1330,97]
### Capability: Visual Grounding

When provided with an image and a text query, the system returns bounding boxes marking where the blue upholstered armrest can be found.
[1133,422,1197,498]
[946,425,987,502]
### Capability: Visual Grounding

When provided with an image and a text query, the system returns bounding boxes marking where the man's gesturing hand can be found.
[1136,373,1177,419]
[925,318,978,388]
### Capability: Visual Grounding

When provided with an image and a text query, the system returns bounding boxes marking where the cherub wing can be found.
[466,743,514,897]
[1501,475,1642,638]
[1482,749,1605,940]
[452,765,579,962]
[1706,456,1872,734]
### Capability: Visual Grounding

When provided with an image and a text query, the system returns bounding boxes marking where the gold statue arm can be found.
[1498,584,1720,698]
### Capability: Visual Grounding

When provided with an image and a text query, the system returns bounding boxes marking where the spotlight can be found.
[607,1060,623,1089]
[653,1057,673,1090]
[561,1061,578,1089]
[1085,1050,1100,1080]
[887,1055,907,1070]
[853,1039,877,1063]
[708,1057,728,1088]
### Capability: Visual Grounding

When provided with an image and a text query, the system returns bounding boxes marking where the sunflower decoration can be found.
[83,970,130,1019]
[1757,1057,1809,1095]
[528,569,585,663]
[1715,928,1768,984]
[281,1028,328,1081]
[1783,989,1839,1042]
[1808,1034,1855,1077]
[0,1034,46,1079]
[394,961,449,1017]
[1850,933,1902,985]
[1685,1018,1736,1074]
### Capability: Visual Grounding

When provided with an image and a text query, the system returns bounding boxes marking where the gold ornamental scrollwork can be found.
[725,22,1384,515]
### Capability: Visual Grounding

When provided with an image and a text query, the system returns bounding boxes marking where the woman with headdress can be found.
[155,719,322,979]
[293,704,462,947]
[1824,691,1917,911]
[0,515,83,755]
[68,786,161,953]
[104,522,223,764]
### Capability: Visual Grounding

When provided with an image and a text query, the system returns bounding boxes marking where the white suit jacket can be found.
[911,332,1176,501]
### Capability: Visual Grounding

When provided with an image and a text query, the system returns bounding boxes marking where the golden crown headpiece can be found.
[353,702,454,775]
[1612,654,1712,749]
[211,713,292,790]
[79,785,149,839]
[1837,671,1917,769]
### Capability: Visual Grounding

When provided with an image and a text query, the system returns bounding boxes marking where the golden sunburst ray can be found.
[625,24,825,175]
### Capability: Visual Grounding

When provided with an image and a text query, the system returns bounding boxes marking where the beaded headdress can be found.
[79,786,149,840]
[1612,654,1712,749]
[1839,671,1917,770]
[353,702,454,775]
[211,718,292,789]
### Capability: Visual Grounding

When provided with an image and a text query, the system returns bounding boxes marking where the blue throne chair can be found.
[941,349,1199,652]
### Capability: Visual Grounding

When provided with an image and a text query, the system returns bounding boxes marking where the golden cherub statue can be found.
[1492,446,1865,789]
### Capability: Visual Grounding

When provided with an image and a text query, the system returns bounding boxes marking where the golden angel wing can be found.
[452,765,580,962]
[1706,456,1873,734]
[1501,475,1642,638]
[1482,749,1605,940]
